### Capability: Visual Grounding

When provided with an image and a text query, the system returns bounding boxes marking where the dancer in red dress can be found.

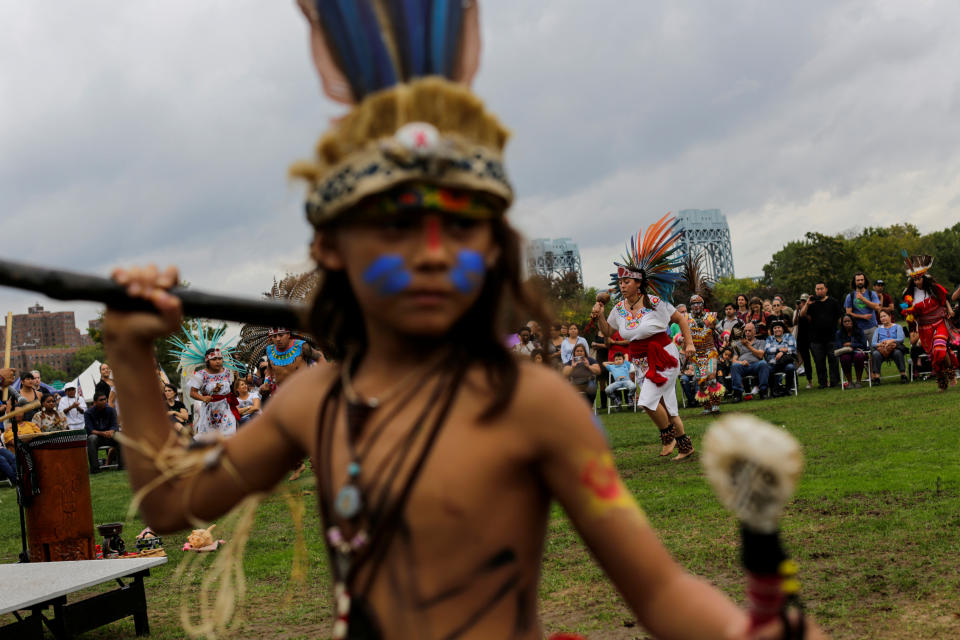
[901,254,959,391]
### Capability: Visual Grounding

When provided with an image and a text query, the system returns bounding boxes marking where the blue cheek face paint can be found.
[450,249,486,294]
[363,254,412,296]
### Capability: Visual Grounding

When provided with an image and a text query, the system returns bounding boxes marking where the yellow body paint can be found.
[577,451,648,524]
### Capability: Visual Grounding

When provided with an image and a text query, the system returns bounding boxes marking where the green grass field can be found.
[2,369,959,639]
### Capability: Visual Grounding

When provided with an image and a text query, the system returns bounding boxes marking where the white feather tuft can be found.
[701,414,804,533]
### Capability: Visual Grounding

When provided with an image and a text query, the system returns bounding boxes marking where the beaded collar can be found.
[267,340,304,367]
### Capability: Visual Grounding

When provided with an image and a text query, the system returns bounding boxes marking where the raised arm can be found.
[521,371,748,638]
[591,301,614,338]
[105,265,307,533]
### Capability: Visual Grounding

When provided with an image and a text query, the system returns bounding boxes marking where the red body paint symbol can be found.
[580,458,622,500]
[425,216,442,251]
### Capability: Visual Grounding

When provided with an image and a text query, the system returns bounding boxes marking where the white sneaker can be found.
[796,365,805,376]
[750,386,760,395]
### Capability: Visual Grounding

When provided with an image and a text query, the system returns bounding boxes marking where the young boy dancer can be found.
[102,2,821,638]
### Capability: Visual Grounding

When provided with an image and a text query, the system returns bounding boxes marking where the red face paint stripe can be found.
[425,217,442,251]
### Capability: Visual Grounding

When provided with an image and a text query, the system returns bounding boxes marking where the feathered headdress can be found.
[609,213,686,302]
[167,320,244,374]
[902,250,933,278]
[234,272,320,369]
[291,1,512,226]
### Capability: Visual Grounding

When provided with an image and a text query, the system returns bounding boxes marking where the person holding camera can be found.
[563,343,602,406]
[870,310,909,384]
[800,282,843,388]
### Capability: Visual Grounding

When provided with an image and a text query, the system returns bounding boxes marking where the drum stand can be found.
[12,422,30,563]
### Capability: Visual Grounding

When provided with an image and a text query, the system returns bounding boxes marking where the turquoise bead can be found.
[348,462,361,478]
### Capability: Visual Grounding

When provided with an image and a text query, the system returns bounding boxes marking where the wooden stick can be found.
[0,400,41,424]
[0,259,307,329]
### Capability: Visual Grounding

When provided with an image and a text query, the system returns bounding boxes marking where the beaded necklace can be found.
[320,355,460,639]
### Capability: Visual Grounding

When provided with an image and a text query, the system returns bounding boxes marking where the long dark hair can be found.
[903,274,946,305]
[308,217,552,420]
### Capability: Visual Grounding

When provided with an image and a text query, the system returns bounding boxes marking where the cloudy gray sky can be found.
[3,0,959,329]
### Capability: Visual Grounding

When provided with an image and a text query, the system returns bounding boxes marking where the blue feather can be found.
[356,0,397,91]
[315,2,365,98]
[334,0,377,97]
[428,0,449,75]
[393,0,427,79]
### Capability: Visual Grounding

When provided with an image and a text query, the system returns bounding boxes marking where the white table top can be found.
[0,557,167,614]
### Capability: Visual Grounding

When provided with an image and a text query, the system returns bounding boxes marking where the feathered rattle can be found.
[900,296,914,324]
[702,415,806,635]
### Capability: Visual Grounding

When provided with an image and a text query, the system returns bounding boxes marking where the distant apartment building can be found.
[0,304,92,374]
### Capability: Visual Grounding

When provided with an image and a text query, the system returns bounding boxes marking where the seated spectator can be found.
[835,315,868,388]
[530,349,544,365]
[744,297,772,339]
[563,343,602,406]
[678,357,698,407]
[2,411,41,446]
[764,321,797,396]
[769,299,793,329]
[603,353,636,409]
[718,346,735,394]
[85,392,122,474]
[163,383,190,432]
[58,385,87,430]
[13,371,41,422]
[511,326,537,357]
[870,310,909,384]
[560,323,590,366]
[763,299,773,315]
[34,393,68,432]
[0,446,15,483]
[718,303,744,343]
[731,323,771,401]
[233,378,261,427]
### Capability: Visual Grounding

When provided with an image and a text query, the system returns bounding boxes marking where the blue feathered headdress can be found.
[608,213,686,302]
[301,0,480,104]
[167,320,244,374]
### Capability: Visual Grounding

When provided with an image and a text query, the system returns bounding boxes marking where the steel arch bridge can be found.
[675,209,735,280]
[526,237,584,286]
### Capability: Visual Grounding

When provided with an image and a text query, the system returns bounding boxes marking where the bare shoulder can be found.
[262,360,339,447]
[502,362,604,447]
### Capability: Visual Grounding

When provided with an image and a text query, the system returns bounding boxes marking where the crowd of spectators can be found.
[512,271,960,408]
[1,355,274,481]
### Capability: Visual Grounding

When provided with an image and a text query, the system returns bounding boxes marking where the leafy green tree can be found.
[921,222,960,290]
[68,345,106,378]
[847,224,923,294]
[762,232,854,301]
[713,276,764,307]
[32,363,69,384]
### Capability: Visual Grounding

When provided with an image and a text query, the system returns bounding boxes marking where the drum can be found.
[14,430,95,561]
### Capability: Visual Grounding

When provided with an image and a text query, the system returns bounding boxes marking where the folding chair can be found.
[606,365,638,413]
[771,368,799,396]
[97,445,119,471]
[839,349,872,390]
